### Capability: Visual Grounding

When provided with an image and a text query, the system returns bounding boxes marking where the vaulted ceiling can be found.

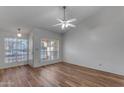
[0,6,101,33]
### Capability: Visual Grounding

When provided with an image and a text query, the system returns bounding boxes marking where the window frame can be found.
[40,39,59,61]
[4,38,28,63]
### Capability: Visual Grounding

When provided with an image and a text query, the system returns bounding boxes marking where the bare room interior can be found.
[0,6,124,87]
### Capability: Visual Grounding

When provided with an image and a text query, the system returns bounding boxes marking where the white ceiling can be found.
[0,6,101,33]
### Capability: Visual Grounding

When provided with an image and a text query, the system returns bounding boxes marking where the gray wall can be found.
[0,29,28,69]
[63,7,124,75]
[0,27,62,69]
[29,28,62,67]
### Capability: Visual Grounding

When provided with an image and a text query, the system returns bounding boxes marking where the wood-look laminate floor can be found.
[0,62,124,87]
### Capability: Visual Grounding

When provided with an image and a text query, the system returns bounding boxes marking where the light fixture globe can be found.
[17,28,22,37]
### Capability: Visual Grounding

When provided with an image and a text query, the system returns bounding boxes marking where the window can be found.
[5,38,28,63]
[41,39,59,61]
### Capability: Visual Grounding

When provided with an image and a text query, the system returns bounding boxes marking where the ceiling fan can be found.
[53,6,76,30]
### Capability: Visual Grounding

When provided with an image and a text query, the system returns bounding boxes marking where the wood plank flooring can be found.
[0,62,124,87]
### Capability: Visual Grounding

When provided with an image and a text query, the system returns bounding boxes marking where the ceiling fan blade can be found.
[62,24,65,30]
[53,23,62,26]
[65,23,71,28]
[68,24,76,27]
[57,19,64,23]
[67,18,77,22]
[65,24,69,28]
